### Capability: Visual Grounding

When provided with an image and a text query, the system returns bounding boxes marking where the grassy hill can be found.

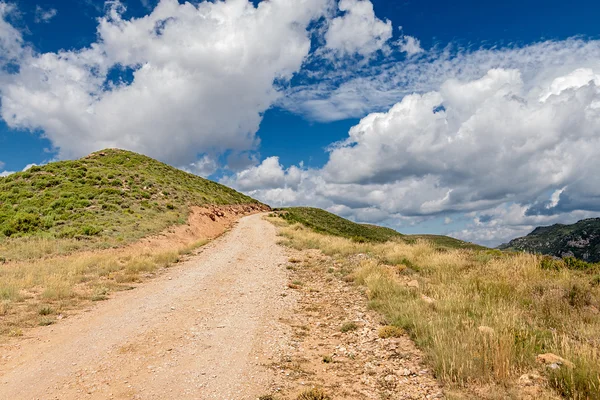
[278,207,484,249]
[499,218,600,263]
[0,149,260,260]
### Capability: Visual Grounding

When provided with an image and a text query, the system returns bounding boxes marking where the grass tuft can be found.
[296,388,331,400]
[340,321,358,333]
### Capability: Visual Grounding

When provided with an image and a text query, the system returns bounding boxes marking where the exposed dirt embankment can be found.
[131,203,270,252]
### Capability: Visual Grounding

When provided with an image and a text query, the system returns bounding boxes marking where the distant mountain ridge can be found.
[499,218,600,262]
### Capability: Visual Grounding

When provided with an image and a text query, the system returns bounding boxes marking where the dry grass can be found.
[296,388,331,400]
[0,238,208,337]
[276,222,600,399]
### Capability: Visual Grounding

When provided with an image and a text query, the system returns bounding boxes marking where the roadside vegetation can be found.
[0,149,258,262]
[0,238,207,337]
[0,148,261,337]
[272,211,600,399]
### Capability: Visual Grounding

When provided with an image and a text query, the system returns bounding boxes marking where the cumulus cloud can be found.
[222,156,303,192]
[34,5,57,23]
[0,0,331,167]
[229,65,600,245]
[324,0,392,57]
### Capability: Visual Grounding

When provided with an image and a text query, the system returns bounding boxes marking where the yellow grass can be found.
[0,239,208,337]
[277,222,600,399]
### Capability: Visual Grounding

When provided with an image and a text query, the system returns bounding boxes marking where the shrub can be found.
[563,256,594,271]
[38,306,54,315]
[340,321,358,333]
[540,257,564,271]
[81,225,102,236]
[4,212,41,236]
[566,284,592,308]
[378,325,405,338]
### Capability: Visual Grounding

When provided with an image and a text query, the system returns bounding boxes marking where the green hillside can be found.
[0,149,260,254]
[499,218,600,263]
[278,207,484,249]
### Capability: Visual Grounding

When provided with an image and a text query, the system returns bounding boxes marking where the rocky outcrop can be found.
[498,218,600,262]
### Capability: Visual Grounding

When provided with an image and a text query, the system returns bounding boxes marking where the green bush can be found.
[540,257,564,271]
[563,256,595,271]
[3,213,42,236]
[81,225,102,236]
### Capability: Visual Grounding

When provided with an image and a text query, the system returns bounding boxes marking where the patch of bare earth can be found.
[265,248,445,400]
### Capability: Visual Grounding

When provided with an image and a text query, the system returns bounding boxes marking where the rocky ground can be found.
[264,248,445,400]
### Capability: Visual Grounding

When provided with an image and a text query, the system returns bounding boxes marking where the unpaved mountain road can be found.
[0,213,292,400]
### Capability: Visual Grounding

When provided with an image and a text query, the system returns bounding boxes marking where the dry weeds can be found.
[275,221,599,399]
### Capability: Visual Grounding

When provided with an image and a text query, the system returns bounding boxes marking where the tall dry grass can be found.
[277,222,600,399]
[0,239,207,337]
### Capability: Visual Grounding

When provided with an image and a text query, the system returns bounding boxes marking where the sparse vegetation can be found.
[274,213,600,399]
[378,325,404,338]
[340,321,358,333]
[258,395,278,400]
[0,237,210,336]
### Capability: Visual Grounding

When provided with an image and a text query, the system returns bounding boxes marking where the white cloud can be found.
[229,65,600,245]
[0,2,24,64]
[34,5,57,23]
[396,34,423,56]
[0,162,38,177]
[184,155,219,178]
[324,0,392,57]
[283,38,600,122]
[0,0,331,168]
[222,156,302,192]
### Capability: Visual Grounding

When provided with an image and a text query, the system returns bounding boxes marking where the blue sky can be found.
[2,0,600,246]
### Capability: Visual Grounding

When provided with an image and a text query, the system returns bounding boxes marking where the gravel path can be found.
[0,213,291,400]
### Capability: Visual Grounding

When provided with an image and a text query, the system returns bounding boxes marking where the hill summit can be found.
[0,149,261,242]
[499,218,600,262]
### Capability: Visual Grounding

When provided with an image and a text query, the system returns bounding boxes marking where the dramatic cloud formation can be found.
[0,0,332,167]
[34,5,58,23]
[228,64,600,245]
[3,0,600,246]
[324,0,392,57]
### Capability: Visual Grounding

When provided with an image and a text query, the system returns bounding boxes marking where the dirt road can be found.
[0,213,291,400]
